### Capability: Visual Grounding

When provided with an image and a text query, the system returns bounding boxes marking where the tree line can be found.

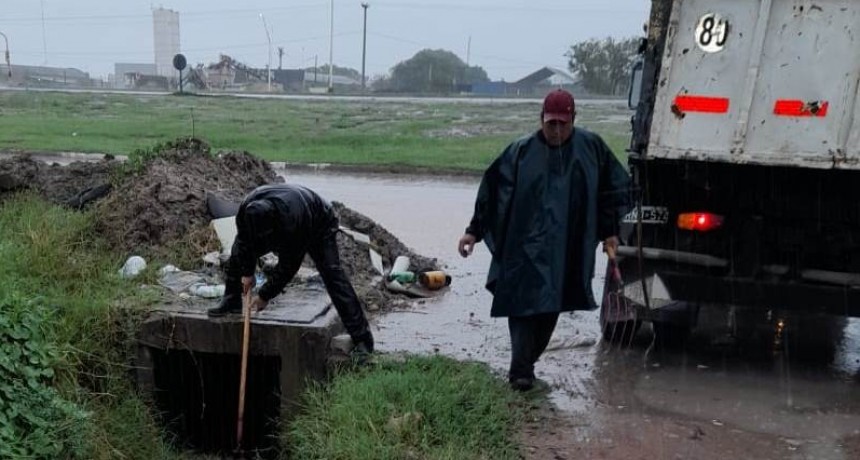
[322,36,640,95]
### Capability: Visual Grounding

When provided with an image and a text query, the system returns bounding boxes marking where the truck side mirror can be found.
[628,58,644,110]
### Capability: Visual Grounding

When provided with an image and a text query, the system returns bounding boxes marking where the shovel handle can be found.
[236,292,252,450]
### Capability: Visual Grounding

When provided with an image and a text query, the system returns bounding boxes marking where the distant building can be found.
[272,69,306,92]
[114,63,158,88]
[512,66,589,96]
[304,70,360,88]
[273,69,361,92]
[153,7,180,80]
[4,65,92,87]
[470,81,510,96]
[202,55,267,90]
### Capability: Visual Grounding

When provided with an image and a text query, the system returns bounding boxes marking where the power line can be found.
[0,1,647,25]
[10,31,362,59]
[368,31,546,68]
[371,1,648,14]
[0,3,330,24]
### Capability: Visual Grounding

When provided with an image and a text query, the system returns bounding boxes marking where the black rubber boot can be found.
[352,331,374,353]
[509,377,535,392]
[207,292,243,317]
[350,331,375,365]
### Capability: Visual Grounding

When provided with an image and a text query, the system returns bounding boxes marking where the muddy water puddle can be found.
[285,169,860,459]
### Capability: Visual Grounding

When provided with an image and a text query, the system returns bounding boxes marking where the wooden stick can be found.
[236,292,252,451]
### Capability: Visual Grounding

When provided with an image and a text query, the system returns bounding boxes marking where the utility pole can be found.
[466,36,471,68]
[278,47,284,70]
[40,0,48,65]
[328,0,334,92]
[0,31,10,78]
[464,35,471,88]
[259,13,273,92]
[360,3,369,91]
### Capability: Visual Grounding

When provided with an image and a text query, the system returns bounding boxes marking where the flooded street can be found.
[286,169,860,460]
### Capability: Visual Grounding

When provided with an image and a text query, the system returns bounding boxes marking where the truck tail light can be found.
[677,212,724,232]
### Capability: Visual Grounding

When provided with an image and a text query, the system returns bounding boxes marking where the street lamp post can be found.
[0,32,10,78]
[328,0,334,93]
[361,3,369,92]
[259,13,273,92]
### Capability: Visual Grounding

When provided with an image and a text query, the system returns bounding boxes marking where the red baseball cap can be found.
[542,89,575,123]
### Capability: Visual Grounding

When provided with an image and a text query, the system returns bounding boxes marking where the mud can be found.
[287,169,860,460]
[519,401,798,460]
[0,154,116,207]
[332,202,439,312]
[0,148,438,312]
[94,138,279,260]
[333,201,437,272]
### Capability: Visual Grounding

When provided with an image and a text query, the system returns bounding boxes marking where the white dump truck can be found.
[608,0,860,344]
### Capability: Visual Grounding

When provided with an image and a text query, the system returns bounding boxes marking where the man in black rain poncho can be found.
[458,89,631,391]
[208,184,374,354]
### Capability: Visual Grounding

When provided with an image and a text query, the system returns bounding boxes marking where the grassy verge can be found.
[286,355,523,460]
[1,194,528,459]
[0,92,631,170]
[0,194,177,459]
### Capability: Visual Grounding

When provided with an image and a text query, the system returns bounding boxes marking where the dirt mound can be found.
[94,138,280,261]
[333,201,437,272]
[331,202,439,310]
[2,140,440,310]
[0,155,116,207]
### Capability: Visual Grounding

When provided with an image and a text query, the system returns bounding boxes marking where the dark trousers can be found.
[223,224,372,347]
[508,312,560,381]
[307,226,373,346]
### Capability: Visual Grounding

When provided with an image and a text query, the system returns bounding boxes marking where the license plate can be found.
[623,206,669,224]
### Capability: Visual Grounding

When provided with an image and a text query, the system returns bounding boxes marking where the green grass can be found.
[0,91,630,170]
[0,194,529,459]
[286,355,523,460]
[0,194,178,459]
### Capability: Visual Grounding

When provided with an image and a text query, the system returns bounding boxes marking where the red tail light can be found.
[673,95,730,114]
[677,212,724,232]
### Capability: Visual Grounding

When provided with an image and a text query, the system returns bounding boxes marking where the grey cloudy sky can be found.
[1,0,649,81]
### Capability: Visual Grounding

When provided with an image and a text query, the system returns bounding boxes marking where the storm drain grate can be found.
[150,348,282,457]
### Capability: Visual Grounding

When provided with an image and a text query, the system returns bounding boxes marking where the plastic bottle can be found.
[418,271,452,290]
[190,284,226,299]
[388,271,416,283]
[119,256,147,279]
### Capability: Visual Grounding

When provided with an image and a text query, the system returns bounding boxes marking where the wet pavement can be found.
[284,169,860,460]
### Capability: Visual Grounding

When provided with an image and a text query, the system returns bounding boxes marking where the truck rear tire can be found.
[652,321,691,349]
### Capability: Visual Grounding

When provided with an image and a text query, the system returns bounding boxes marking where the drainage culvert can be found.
[135,287,342,456]
[151,349,281,455]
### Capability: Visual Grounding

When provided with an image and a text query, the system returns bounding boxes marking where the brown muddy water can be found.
[285,169,860,460]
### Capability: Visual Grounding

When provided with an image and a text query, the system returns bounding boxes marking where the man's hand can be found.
[250,295,269,312]
[241,276,255,295]
[603,236,620,260]
[458,233,477,258]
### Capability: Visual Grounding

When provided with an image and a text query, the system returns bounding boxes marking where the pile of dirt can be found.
[94,138,279,260]
[332,202,439,310]
[333,201,436,273]
[1,140,440,310]
[0,155,117,208]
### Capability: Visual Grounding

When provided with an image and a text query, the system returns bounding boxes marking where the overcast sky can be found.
[1,0,649,81]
